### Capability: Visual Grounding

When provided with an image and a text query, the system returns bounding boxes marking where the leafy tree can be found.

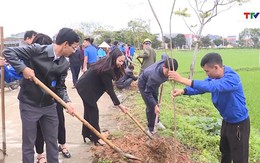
[239,28,260,48]
[78,22,106,36]
[223,39,228,46]
[74,18,160,49]
[200,36,211,48]
[127,18,150,48]
[213,38,222,47]
[173,34,186,49]
[175,0,249,79]
[74,29,85,44]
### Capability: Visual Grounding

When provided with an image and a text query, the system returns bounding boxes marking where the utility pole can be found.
[147,19,151,33]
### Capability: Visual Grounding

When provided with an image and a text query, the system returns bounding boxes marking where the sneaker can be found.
[147,130,157,136]
[156,121,166,130]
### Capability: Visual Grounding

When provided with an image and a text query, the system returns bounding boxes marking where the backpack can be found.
[2,64,23,83]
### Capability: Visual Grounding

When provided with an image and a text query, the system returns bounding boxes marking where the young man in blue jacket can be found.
[170,52,250,163]
[138,57,178,134]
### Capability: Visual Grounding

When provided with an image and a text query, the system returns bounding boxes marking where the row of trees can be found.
[74,20,260,50]
[164,34,230,49]
[74,19,160,49]
[239,28,260,48]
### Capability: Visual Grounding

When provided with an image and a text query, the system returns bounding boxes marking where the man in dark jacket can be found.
[115,64,138,89]
[4,28,79,163]
[138,57,178,134]
[69,47,82,88]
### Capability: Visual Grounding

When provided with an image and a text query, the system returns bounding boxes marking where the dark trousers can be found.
[82,99,100,142]
[139,87,159,132]
[220,117,250,163]
[20,102,59,163]
[35,123,44,154]
[56,102,66,145]
[35,102,66,154]
[70,65,81,86]
[87,63,94,69]
[115,78,133,89]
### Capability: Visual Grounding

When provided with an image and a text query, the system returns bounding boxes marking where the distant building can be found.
[207,34,221,41]
[0,32,24,47]
[184,34,195,49]
[226,35,237,45]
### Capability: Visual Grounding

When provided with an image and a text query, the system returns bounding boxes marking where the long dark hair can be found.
[32,33,53,45]
[91,48,125,80]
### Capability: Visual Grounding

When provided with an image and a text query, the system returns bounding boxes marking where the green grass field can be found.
[133,48,260,162]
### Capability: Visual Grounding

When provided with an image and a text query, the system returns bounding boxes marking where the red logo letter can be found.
[244,12,250,19]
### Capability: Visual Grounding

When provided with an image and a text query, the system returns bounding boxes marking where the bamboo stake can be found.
[0,26,7,157]
[169,1,177,162]
[147,1,178,162]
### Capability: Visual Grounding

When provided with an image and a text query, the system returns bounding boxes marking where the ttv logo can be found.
[244,12,259,19]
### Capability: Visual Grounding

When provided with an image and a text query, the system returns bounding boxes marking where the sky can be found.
[0,0,259,38]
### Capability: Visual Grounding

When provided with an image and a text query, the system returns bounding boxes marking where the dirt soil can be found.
[91,83,192,163]
[92,134,191,163]
[1,73,192,163]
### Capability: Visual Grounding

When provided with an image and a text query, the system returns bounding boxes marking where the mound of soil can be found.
[92,134,191,163]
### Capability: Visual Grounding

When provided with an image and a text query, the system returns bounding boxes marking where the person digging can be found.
[138,57,178,135]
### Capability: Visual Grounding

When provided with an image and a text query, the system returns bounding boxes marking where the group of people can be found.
[2,27,250,163]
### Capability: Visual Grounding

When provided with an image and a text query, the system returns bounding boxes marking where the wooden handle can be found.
[33,76,142,160]
[32,77,116,148]
[126,111,153,140]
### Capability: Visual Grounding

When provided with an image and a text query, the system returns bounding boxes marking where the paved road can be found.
[0,71,119,163]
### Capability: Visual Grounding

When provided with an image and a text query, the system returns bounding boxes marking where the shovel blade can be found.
[122,152,142,161]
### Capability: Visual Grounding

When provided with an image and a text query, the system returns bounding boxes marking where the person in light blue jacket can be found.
[170,52,250,163]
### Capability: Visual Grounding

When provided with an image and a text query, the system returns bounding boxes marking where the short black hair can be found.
[84,38,91,42]
[32,33,52,45]
[200,52,223,67]
[113,41,119,46]
[55,28,79,46]
[164,58,178,71]
[24,30,37,40]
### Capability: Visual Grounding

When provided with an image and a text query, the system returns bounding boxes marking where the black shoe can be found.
[83,136,86,143]
[59,145,71,158]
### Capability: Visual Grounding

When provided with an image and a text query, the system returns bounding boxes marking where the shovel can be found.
[32,76,142,161]
[125,111,154,140]
[125,84,165,140]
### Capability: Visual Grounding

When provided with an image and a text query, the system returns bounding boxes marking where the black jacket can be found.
[4,44,71,107]
[138,60,168,109]
[76,68,120,106]
[68,48,81,66]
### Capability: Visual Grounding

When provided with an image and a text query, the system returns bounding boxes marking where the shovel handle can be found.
[33,76,142,160]
[137,58,142,65]
[32,77,116,147]
[126,111,153,140]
